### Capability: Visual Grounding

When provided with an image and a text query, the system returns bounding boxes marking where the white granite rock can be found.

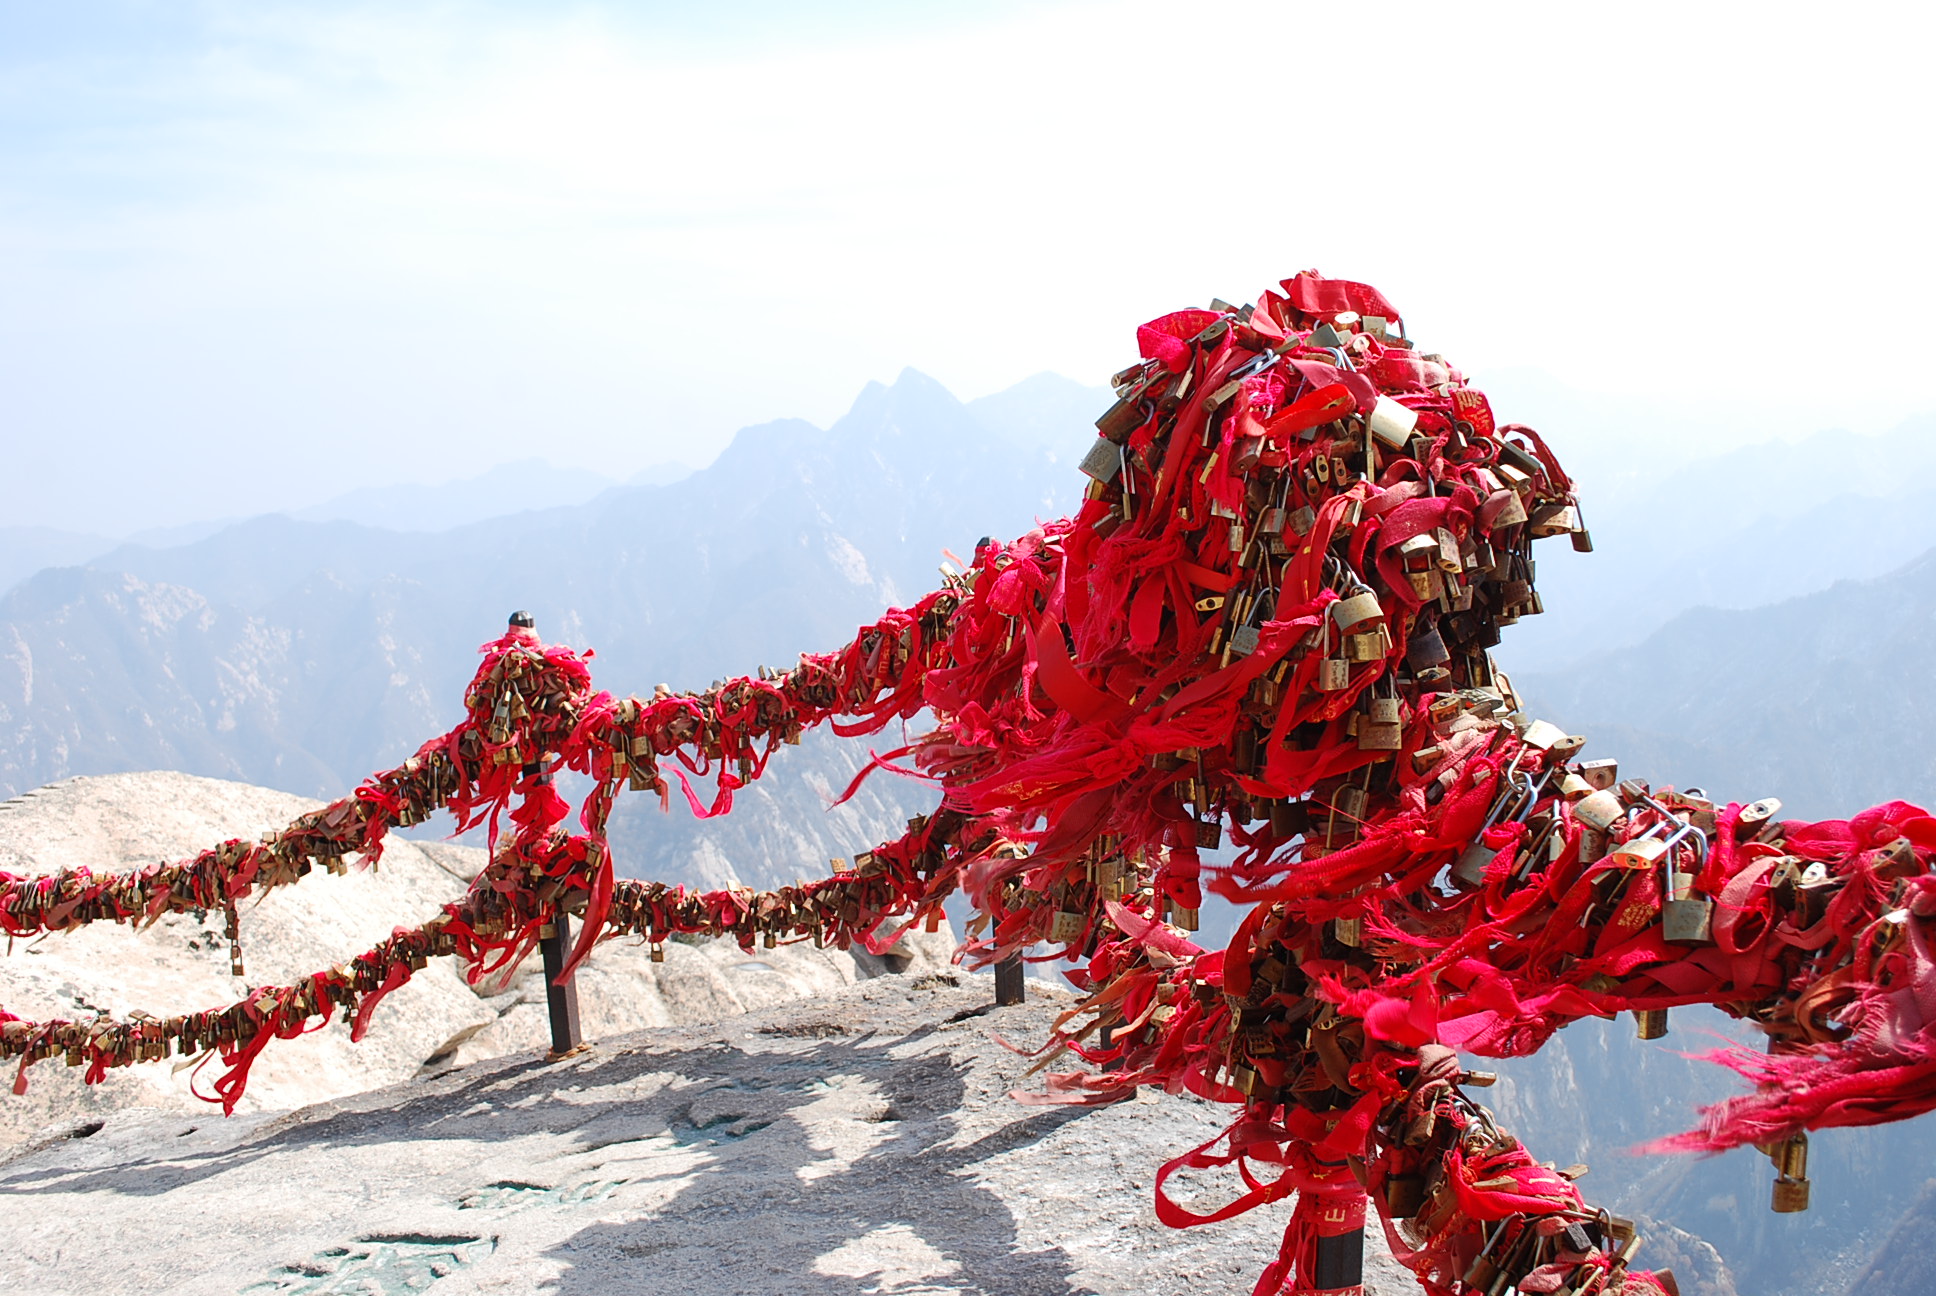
[0,773,954,1146]
[0,974,1410,1296]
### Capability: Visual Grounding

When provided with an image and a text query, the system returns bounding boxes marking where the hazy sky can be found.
[4,2,1933,533]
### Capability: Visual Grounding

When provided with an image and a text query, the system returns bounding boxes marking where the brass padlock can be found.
[1382,1172,1426,1219]
[1359,721,1402,752]
[1270,799,1308,838]
[1770,1173,1810,1211]
[1463,1220,1511,1290]
[1172,906,1200,932]
[1095,393,1144,441]
[1519,718,1568,750]
[1572,789,1623,833]
[1406,625,1450,670]
[1578,758,1618,791]
[1633,1008,1668,1039]
[1195,819,1223,849]
[1486,487,1529,527]
[1453,842,1496,887]
[1739,797,1784,835]
[1345,629,1388,662]
[1317,624,1351,691]
[1331,590,1384,635]
[1609,834,1669,870]
[1549,733,1587,761]
[1873,836,1921,879]
[1528,502,1581,537]
[1332,915,1362,946]
[1049,910,1085,942]
[1767,1131,1810,1212]
[1662,856,1714,944]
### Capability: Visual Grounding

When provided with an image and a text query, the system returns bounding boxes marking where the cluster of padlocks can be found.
[6,272,1935,1296]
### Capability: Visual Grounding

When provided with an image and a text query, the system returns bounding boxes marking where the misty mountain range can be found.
[5,364,1936,1294]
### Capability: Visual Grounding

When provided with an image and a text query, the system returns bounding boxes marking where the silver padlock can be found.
[1454,766,1543,886]
[1368,393,1418,448]
[1079,437,1125,483]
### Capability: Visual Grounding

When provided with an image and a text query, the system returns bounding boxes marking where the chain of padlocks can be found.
[7,271,1936,1296]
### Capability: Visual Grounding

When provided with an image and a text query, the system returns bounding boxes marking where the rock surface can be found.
[0,773,952,1145]
[0,974,1409,1296]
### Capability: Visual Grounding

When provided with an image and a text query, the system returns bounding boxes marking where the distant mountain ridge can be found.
[0,525,113,596]
[0,368,1104,891]
[1516,547,1936,821]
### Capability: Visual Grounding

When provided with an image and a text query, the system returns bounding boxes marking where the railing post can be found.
[1312,1226,1365,1294]
[994,953,1025,1006]
[509,610,584,1061]
[539,910,583,1059]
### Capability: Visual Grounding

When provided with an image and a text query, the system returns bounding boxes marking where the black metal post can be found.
[509,610,584,1060]
[994,954,1025,1006]
[539,910,583,1059]
[1313,1227,1365,1292]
